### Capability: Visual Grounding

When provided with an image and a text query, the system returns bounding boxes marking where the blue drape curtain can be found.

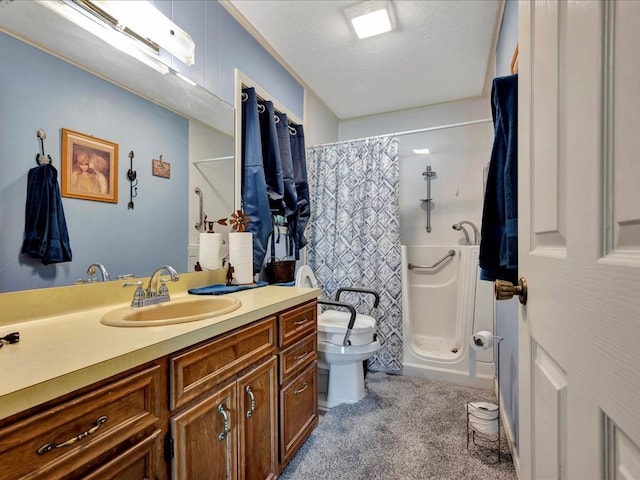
[241,87,309,272]
[307,136,403,372]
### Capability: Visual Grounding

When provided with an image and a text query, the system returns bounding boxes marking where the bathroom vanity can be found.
[0,272,319,479]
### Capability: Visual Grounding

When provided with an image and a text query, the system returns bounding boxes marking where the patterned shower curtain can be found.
[307,136,403,372]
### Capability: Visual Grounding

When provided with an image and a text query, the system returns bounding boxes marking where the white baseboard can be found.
[495,378,520,477]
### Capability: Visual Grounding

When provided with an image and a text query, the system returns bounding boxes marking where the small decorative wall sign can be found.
[152,155,170,179]
[61,128,118,203]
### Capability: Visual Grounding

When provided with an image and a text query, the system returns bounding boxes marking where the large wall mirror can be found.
[0,3,235,293]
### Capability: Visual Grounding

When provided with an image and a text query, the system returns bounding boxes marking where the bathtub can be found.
[401,245,495,388]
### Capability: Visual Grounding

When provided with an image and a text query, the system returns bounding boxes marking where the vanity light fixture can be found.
[88,0,195,67]
[345,1,396,40]
[413,148,430,155]
[40,0,170,74]
[40,0,196,73]
[175,72,197,86]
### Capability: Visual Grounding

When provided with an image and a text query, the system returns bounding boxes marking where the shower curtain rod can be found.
[309,118,492,148]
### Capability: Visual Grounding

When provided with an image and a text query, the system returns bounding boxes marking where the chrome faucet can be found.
[452,221,480,246]
[124,265,179,307]
[146,265,180,300]
[87,263,110,281]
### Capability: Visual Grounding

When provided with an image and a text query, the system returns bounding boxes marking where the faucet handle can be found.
[123,281,145,307]
[158,279,170,297]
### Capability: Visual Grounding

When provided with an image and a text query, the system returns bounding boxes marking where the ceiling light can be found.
[345,1,396,40]
[413,148,430,155]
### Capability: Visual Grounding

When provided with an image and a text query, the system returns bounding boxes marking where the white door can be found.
[518,1,640,479]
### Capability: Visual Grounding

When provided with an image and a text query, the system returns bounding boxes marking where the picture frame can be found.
[61,128,118,203]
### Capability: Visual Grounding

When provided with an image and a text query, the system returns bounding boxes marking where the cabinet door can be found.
[279,361,318,466]
[171,381,238,480]
[237,356,278,480]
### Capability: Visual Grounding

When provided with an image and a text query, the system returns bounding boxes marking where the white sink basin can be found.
[101,296,241,327]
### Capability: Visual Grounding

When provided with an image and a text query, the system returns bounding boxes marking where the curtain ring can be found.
[241,92,248,102]
[289,125,297,136]
[274,114,280,124]
[257,104,265,114]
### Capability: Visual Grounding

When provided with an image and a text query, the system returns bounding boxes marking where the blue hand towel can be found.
[480,74,518,283]
[188,281,268,295]
[21,163,72,265]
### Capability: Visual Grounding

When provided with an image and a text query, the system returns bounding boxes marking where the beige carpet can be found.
[279,372,516,480]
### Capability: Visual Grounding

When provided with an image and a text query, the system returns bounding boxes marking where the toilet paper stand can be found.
[466,335,503,463]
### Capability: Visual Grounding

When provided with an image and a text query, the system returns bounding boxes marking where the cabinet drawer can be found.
[170,316,277,410]
[82,428,162,480]
[0,364,161,480]
[278,332,317,385]
[279,361,318,466]
[278,301,317,348]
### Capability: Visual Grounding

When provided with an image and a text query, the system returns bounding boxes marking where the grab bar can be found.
[194,187,203,232]
[318,299,357,346]
[408,249,456,270]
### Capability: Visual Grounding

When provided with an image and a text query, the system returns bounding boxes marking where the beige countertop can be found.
[0,271,319,420]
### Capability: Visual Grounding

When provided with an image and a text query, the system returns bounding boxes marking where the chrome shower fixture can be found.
[420,165,437,233]
[452,220,480,245]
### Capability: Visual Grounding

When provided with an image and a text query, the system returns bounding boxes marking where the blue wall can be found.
[494,0,519,453]
[0,33,189,292]
[152,0,304,118]
[0,0,304,292]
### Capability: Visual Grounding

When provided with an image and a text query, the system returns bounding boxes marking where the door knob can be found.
[495,277,528,305]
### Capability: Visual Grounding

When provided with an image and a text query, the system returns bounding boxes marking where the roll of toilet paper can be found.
[470,331,494,351]
[228,232,254,284]
[199,233,223,270]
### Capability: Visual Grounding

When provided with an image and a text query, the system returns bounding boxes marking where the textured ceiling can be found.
[227,0,503,120]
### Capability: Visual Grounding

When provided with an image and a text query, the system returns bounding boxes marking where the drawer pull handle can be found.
[293,318,307,326]
[37,415,108,455]
[294,351,309,361]
[294,382,309,395]
[245,386,256,419]
[218,404,230,441]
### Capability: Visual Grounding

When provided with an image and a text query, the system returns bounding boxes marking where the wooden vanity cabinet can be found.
[0,297,319,480]
[0,362,165,480]
[277,301,319,470]
[168,316,278,480]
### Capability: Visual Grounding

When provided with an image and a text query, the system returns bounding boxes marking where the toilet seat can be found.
[318,339,381,359]
[295,265,318,289]
[318,310,376,346]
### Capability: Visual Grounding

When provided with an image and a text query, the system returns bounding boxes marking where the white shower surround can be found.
[401,245,495,388]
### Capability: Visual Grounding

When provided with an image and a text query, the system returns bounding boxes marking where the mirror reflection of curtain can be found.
[241,87,309,273]
[307,136,403,372]
[241,87,272,273]
[276,111,297,255]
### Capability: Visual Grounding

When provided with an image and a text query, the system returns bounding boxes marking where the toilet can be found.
[295,265,381,409]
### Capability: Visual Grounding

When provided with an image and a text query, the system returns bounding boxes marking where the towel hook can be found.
[35,129,52,165]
